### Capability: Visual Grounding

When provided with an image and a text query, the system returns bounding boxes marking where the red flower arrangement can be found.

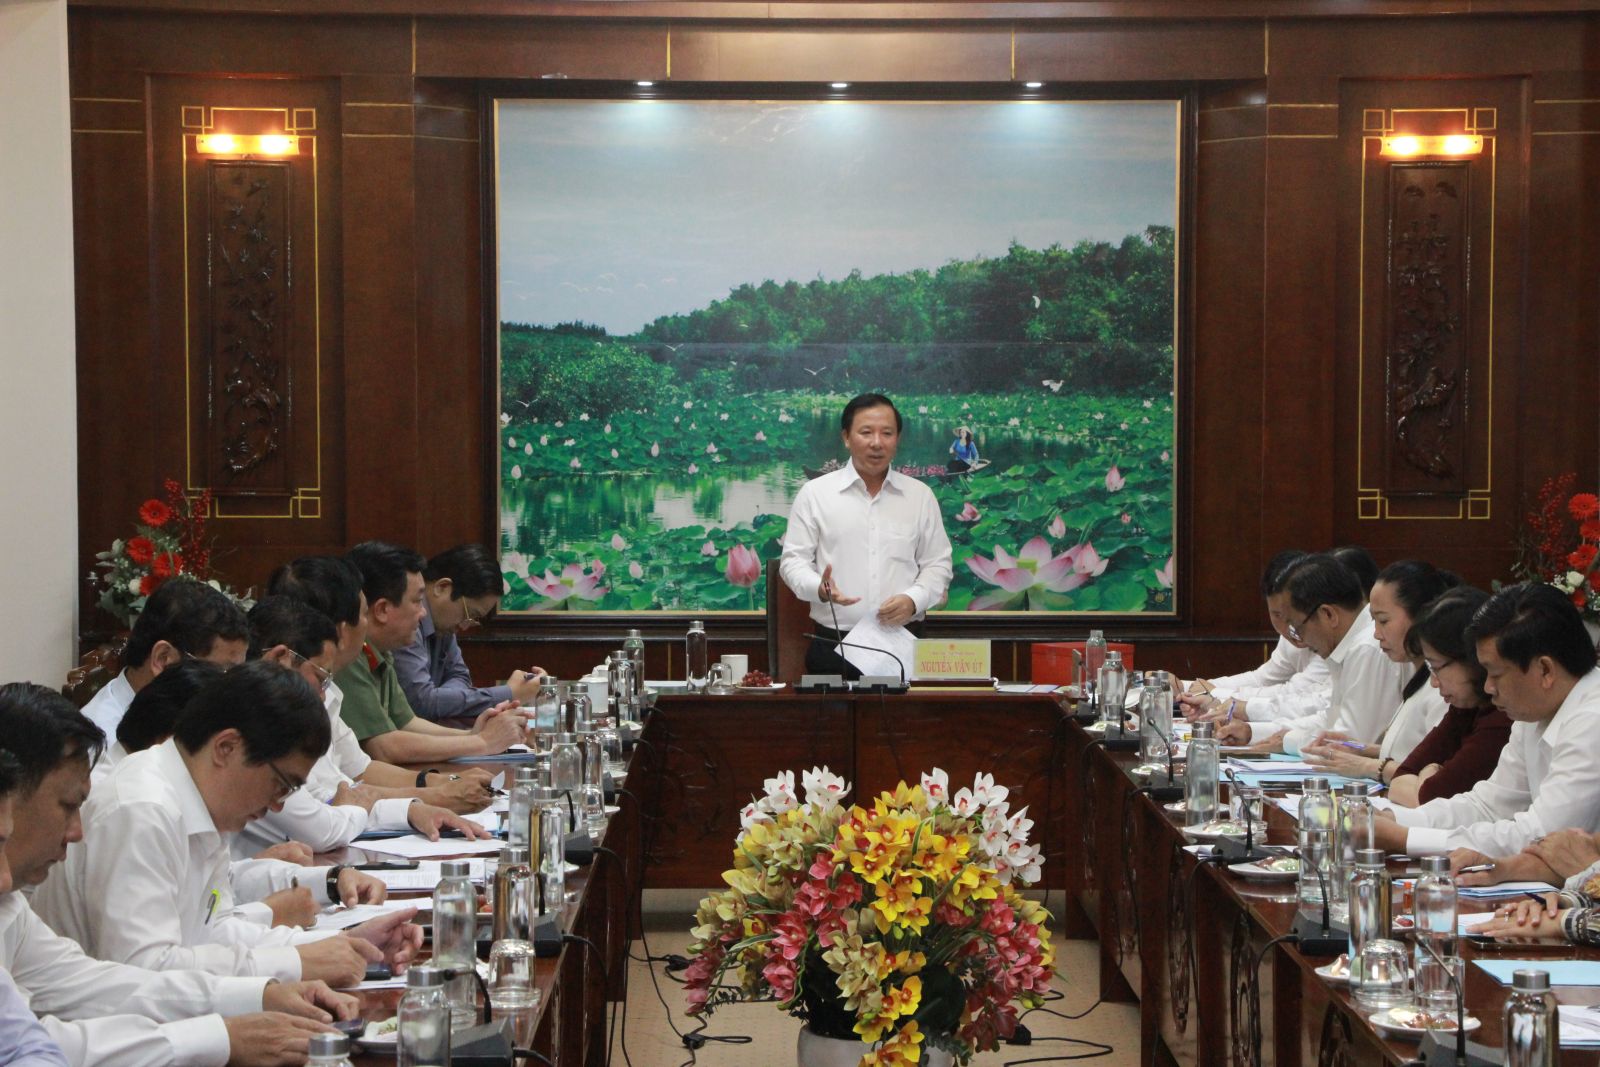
[1514,473,1600,621]
[93,479,244,627]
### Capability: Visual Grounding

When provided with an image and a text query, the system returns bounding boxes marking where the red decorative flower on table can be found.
[125,536,155,566]
[150,552,183,580]
[1571,493,1600,521]
[1570,544,1599,572]
[139,498,174,526]
[138,574,158,596]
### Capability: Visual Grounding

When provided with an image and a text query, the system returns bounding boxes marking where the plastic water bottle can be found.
[431,860,478,1031]
[1084,630,1107,689]
[1097,650,1126,727]
[507,767,537,849]
[1297,778,1335,905]
[397,966,451,1067]
[1184,722,1219,827]
[306,1033,352,1067]
[1505,969,1559,1067]
[624,628,646,703]
[686,620,709,691]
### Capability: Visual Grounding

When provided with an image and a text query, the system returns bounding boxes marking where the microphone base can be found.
[1291,911,1349,957]
[1213,837,1273,863]
[1418,1031,1499,1066]
[1100,728,1140,752]
[1071,709,1101,725]
[1145,782,1185,802]
[798,675,847,694]
[853,677,908,694]
[450,1018,515,1067]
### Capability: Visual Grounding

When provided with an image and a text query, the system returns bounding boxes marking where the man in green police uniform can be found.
[336,542,527,764]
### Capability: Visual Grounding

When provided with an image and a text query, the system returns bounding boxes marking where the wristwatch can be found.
[326,864,350,903]
[415,768,440,788]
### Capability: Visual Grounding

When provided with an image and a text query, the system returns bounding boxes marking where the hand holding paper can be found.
[842,616,917,681]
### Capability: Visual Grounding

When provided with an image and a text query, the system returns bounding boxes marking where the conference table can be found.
[641,688,1600,1067]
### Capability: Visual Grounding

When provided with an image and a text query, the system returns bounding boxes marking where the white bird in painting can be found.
[803,363,831,377]
[1032,294,1042,309]
[1041,379,1064,392]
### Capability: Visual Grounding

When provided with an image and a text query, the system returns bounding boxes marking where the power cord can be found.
[593,844,635,1067]
[511,1048,555,1066]
[562,934,611,1066]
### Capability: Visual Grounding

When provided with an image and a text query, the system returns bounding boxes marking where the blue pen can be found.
[1332,740,1368,751]
[204,888,220,925]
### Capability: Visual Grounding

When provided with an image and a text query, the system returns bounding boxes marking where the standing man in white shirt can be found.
[0,682,362,1066]
[1217,552,1407,755]
[780,393,954,679]
[79,579,250,742]
[1373,582,1600,871]
[33,663,422,987]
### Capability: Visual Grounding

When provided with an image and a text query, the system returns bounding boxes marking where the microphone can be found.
[1414,927,1496,1066]
[1290,840,1348,955]
[1215,768,1270,863]
[799,633,908,693]
[1141,713,1184,801]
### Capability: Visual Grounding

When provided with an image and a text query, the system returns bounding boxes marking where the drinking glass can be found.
[488,939,541,1048]
[1351,938,1410,1011]
[1415,952,1463,1015]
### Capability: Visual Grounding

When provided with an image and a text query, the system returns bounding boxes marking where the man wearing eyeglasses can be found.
[236,596,494,861]
[392,544,547,722]
[1216,552,1406,755]
[34,662,423,989]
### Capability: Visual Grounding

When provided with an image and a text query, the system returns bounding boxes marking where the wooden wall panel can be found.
[64,5,1600,678]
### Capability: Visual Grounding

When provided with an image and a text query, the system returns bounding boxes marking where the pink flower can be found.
[725,545,761,587]
[956,502,981,523]
[1105,465,1125,492]
[754,430,767,442]
[650,442,660,457]
[1160,450,1170,462]
[1120,513,1131,524]
[1048,514,1066,539]
[569,457,582,470]
[611,533,627,551]
[525,562,607,609]
[701,541,717,557]
[1155,556,1174,589]
[706,443,718,455]
[966,538,1109,610]
[629,561,644,579]
[687,463,700,475]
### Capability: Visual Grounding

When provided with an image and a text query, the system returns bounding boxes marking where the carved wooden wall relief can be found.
[1383,161,1470,495]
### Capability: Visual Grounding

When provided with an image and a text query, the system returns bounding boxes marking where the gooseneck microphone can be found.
[799,633,908,693]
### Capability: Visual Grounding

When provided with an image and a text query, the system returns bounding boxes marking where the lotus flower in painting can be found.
[524,561,607,610]
[965,537,1108,610]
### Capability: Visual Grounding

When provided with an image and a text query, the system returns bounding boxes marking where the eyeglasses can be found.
[285,648,333,694]
[1286,607,1323,644]
[264,759,304,804]
[1424,657,1456,677]
[460,599,494,630]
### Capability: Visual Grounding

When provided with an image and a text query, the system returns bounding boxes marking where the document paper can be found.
[841,616,917,681]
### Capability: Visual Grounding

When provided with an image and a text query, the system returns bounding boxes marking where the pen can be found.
[1222,700,1236,725]
[204,888,220,925]
[1458,863,1496,874]
[1331,740,1368,751]
[1525,891,1553,906]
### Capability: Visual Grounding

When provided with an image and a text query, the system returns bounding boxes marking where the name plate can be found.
[912,639,992,681]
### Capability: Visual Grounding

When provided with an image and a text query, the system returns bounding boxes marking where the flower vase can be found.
[797,1025,953,1067]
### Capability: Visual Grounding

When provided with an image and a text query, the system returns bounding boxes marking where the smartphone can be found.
[333,1018,366,1035]
[364,963,392,982]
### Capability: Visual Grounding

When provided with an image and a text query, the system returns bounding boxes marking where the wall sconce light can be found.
[196,133,299,156]
[1380,134,1483,158]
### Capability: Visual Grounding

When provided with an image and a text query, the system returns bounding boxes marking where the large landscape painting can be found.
[495,99,1180,614]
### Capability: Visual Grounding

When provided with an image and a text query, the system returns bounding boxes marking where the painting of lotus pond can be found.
[495,98,1180,614]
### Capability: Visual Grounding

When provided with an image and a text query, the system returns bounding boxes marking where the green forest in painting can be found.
[498,226,1176,613]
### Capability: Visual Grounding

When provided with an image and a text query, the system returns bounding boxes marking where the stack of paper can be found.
[310,898,429,932]
[1457,880,1560,899]
[1558,1006,1600,1047]
[362,835,508,860]
[370,859,488,891]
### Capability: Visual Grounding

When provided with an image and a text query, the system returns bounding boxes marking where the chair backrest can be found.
[765,559,812,684]
[1030,640,1137,684]
[63,639,127,709]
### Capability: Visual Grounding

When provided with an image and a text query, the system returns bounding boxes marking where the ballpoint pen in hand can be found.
[1332,740,1368,751]
[1223,699,1237,725]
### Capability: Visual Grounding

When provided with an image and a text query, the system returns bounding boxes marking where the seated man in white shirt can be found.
[265,557,495,814]
[1217,552,1407,755]
[0,682,360,1066]
[1373,581,1600,874]
[780,393,954,679]
[237,596,491,857]
[80,579,250,742]
[1182,549,1331,725]
[34,662,423,987]
[104,661,388,931]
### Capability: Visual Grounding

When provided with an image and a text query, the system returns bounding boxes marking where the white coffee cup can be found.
[720,654,749,680]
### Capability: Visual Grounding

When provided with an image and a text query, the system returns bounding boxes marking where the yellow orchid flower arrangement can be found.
[684,767,1054,1065]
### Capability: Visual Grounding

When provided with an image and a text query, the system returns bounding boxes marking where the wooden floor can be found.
[607,894,1142,1067]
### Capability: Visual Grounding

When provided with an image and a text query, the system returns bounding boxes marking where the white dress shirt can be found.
[779,460,954,629]
[1210,636,1332,724]
[0,892,267,1067]
[1246,606,1408,755]
[32,741,331,981]
[80,673,135,745]
[233,683,412,856]
[1394,668,1600,856]
[1377,677,1449,763]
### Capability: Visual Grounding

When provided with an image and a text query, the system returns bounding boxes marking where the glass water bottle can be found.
[1297,778,1335,906]
[432,860,478,1031]
[507,767,537,849]
[397,966,452,1067]
[1505,969,1559,1067]
[492,846,535,943]
[1184,721,1219,827]
[686,620,709,691]
[306,1033,352,1067]
[1097,650,1127,727]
